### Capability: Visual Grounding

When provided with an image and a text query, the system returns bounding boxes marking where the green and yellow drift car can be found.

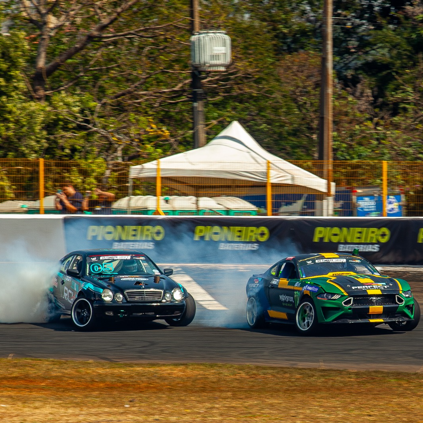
[245,252,420,335]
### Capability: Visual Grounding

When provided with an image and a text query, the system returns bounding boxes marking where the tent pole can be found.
[127,178,133,215]
[267,161,272,216]
[154,159,165,215]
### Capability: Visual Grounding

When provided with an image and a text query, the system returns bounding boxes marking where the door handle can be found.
[61,280,65,285]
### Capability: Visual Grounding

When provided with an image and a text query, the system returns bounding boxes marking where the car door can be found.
[55,256,73,310]
[266,260,285,307]
[63,255,84,310]
[268,261,302,317]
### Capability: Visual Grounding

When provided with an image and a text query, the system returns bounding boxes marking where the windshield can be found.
[298,257,380,278]
[87,254,160,277]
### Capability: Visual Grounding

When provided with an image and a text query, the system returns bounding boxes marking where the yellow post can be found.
[266,161,272,216]
[39,158,44,215]
[382,161,387,217]
[153,159,165,216]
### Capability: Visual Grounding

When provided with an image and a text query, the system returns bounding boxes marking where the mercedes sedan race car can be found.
[48,249,196,330]
[246,252,420,335]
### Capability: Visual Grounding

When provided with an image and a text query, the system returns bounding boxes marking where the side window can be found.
[280,262,298,279]
[69,255,84,274]
[60,256,73,273]
[270,261,284,276]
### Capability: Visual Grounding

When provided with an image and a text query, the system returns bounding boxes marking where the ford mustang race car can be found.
[246,252,420,335]
[48,249,196,330]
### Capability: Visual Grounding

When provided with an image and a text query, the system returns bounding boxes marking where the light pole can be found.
[318,0,333,201]
[190,0,206,148]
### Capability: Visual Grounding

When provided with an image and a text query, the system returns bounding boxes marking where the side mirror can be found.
[163,268,173,276]
[67,268,80,278]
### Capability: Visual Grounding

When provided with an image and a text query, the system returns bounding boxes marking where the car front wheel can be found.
[295,297,319,335]
[71,298,97,331]
[389,299,421,332]
[166,293,196,327]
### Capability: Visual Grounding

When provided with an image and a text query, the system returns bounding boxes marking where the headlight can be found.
[102,289,113,302]
[317,293,341,300]
[164,291,172,302]
[402,290,413,298]
[172,288,184,302]
[114,292,123,302]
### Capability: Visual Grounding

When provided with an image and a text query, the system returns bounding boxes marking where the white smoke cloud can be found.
[0,241,58,323]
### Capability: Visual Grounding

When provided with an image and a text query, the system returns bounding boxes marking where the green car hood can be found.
[309,273,403,296]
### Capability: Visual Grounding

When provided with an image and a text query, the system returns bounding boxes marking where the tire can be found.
[71,297,97,331]
[295,297,320,335]
[389,299,421,332]
[246,296,267,329]
[165,293,196,327]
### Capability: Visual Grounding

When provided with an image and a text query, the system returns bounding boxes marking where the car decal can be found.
[326,280,348,295]
[278,278,302,290]
[367,289,382,295]
[369,306,383,314]
[394,279,403,293]
[320,253,339,258]
[267,310,288,320]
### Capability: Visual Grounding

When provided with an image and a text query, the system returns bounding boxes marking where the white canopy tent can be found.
[129,121,333,212]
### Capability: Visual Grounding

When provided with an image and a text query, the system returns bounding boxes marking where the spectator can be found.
[82,187,116,215]
[55,182,84,214]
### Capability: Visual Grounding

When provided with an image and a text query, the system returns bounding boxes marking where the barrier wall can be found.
[64,216,423,265]
[0,215,421,265]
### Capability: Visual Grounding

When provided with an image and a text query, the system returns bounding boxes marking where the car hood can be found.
[89,274,177,291]
[311,273,401,295]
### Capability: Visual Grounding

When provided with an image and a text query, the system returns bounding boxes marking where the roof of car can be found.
[66,249,147,256]
[291,253,359,261]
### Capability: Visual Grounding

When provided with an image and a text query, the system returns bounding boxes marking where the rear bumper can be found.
[93,302,186,319]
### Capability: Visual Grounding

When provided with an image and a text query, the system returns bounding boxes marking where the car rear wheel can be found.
[246,296,266,329]
[295,298,319,335]
[165,293,196,327]
[389,299,421,332]
[71,298,97,331]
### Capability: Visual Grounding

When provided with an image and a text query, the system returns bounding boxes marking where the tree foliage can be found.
[0,0,422,164]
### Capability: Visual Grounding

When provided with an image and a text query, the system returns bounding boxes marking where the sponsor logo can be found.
[418,228,423,244]
[279,294,294,303]
[313,227,390,244]
[218,243,259,250]
[352,285,386,290]
[63,286,76,303]
[99,255,131,260]
[271,278,279,285]
[113,242,155,249]
[193,226,270,242]
[87,225,165,241]
[316,259,346,263]
[303,284,319,292]
[338,244,380,252]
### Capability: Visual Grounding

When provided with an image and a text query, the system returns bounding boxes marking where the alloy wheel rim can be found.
[297,302,314,331]
[73,299,92,327]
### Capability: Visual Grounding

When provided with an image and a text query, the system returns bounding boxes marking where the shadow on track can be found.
[243,323,399,338]
[35,316,169,332]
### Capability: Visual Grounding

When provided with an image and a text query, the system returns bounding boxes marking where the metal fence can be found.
[0,159,421,216]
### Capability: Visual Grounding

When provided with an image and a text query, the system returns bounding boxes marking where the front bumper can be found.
[93,302,186,319]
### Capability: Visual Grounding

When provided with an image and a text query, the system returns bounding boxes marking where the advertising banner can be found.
[64,216,423,265]
[356,195,403,217]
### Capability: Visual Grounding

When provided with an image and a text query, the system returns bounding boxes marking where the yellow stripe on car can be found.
[394,279,403,293]
[369,306,383,314]
[268,310,288,320]
[278,279,302,290]
[326,280,348,296]
[367,289,382,295]
[369,319,384,323]
[320,253,339,258]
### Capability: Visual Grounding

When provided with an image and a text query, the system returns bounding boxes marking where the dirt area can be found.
[0,360,422,422]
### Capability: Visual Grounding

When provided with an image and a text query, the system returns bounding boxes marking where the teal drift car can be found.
[246,252,420,335]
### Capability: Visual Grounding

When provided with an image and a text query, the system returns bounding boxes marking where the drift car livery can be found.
[246,252,420,335]
[49,249,196,330]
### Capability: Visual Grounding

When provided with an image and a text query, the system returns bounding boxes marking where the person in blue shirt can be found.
[55,182,84,214]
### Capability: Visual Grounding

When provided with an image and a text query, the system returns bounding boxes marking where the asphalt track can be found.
[0,265,422,372]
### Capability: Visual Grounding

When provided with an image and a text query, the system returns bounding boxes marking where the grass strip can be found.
[0,359,422,422]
